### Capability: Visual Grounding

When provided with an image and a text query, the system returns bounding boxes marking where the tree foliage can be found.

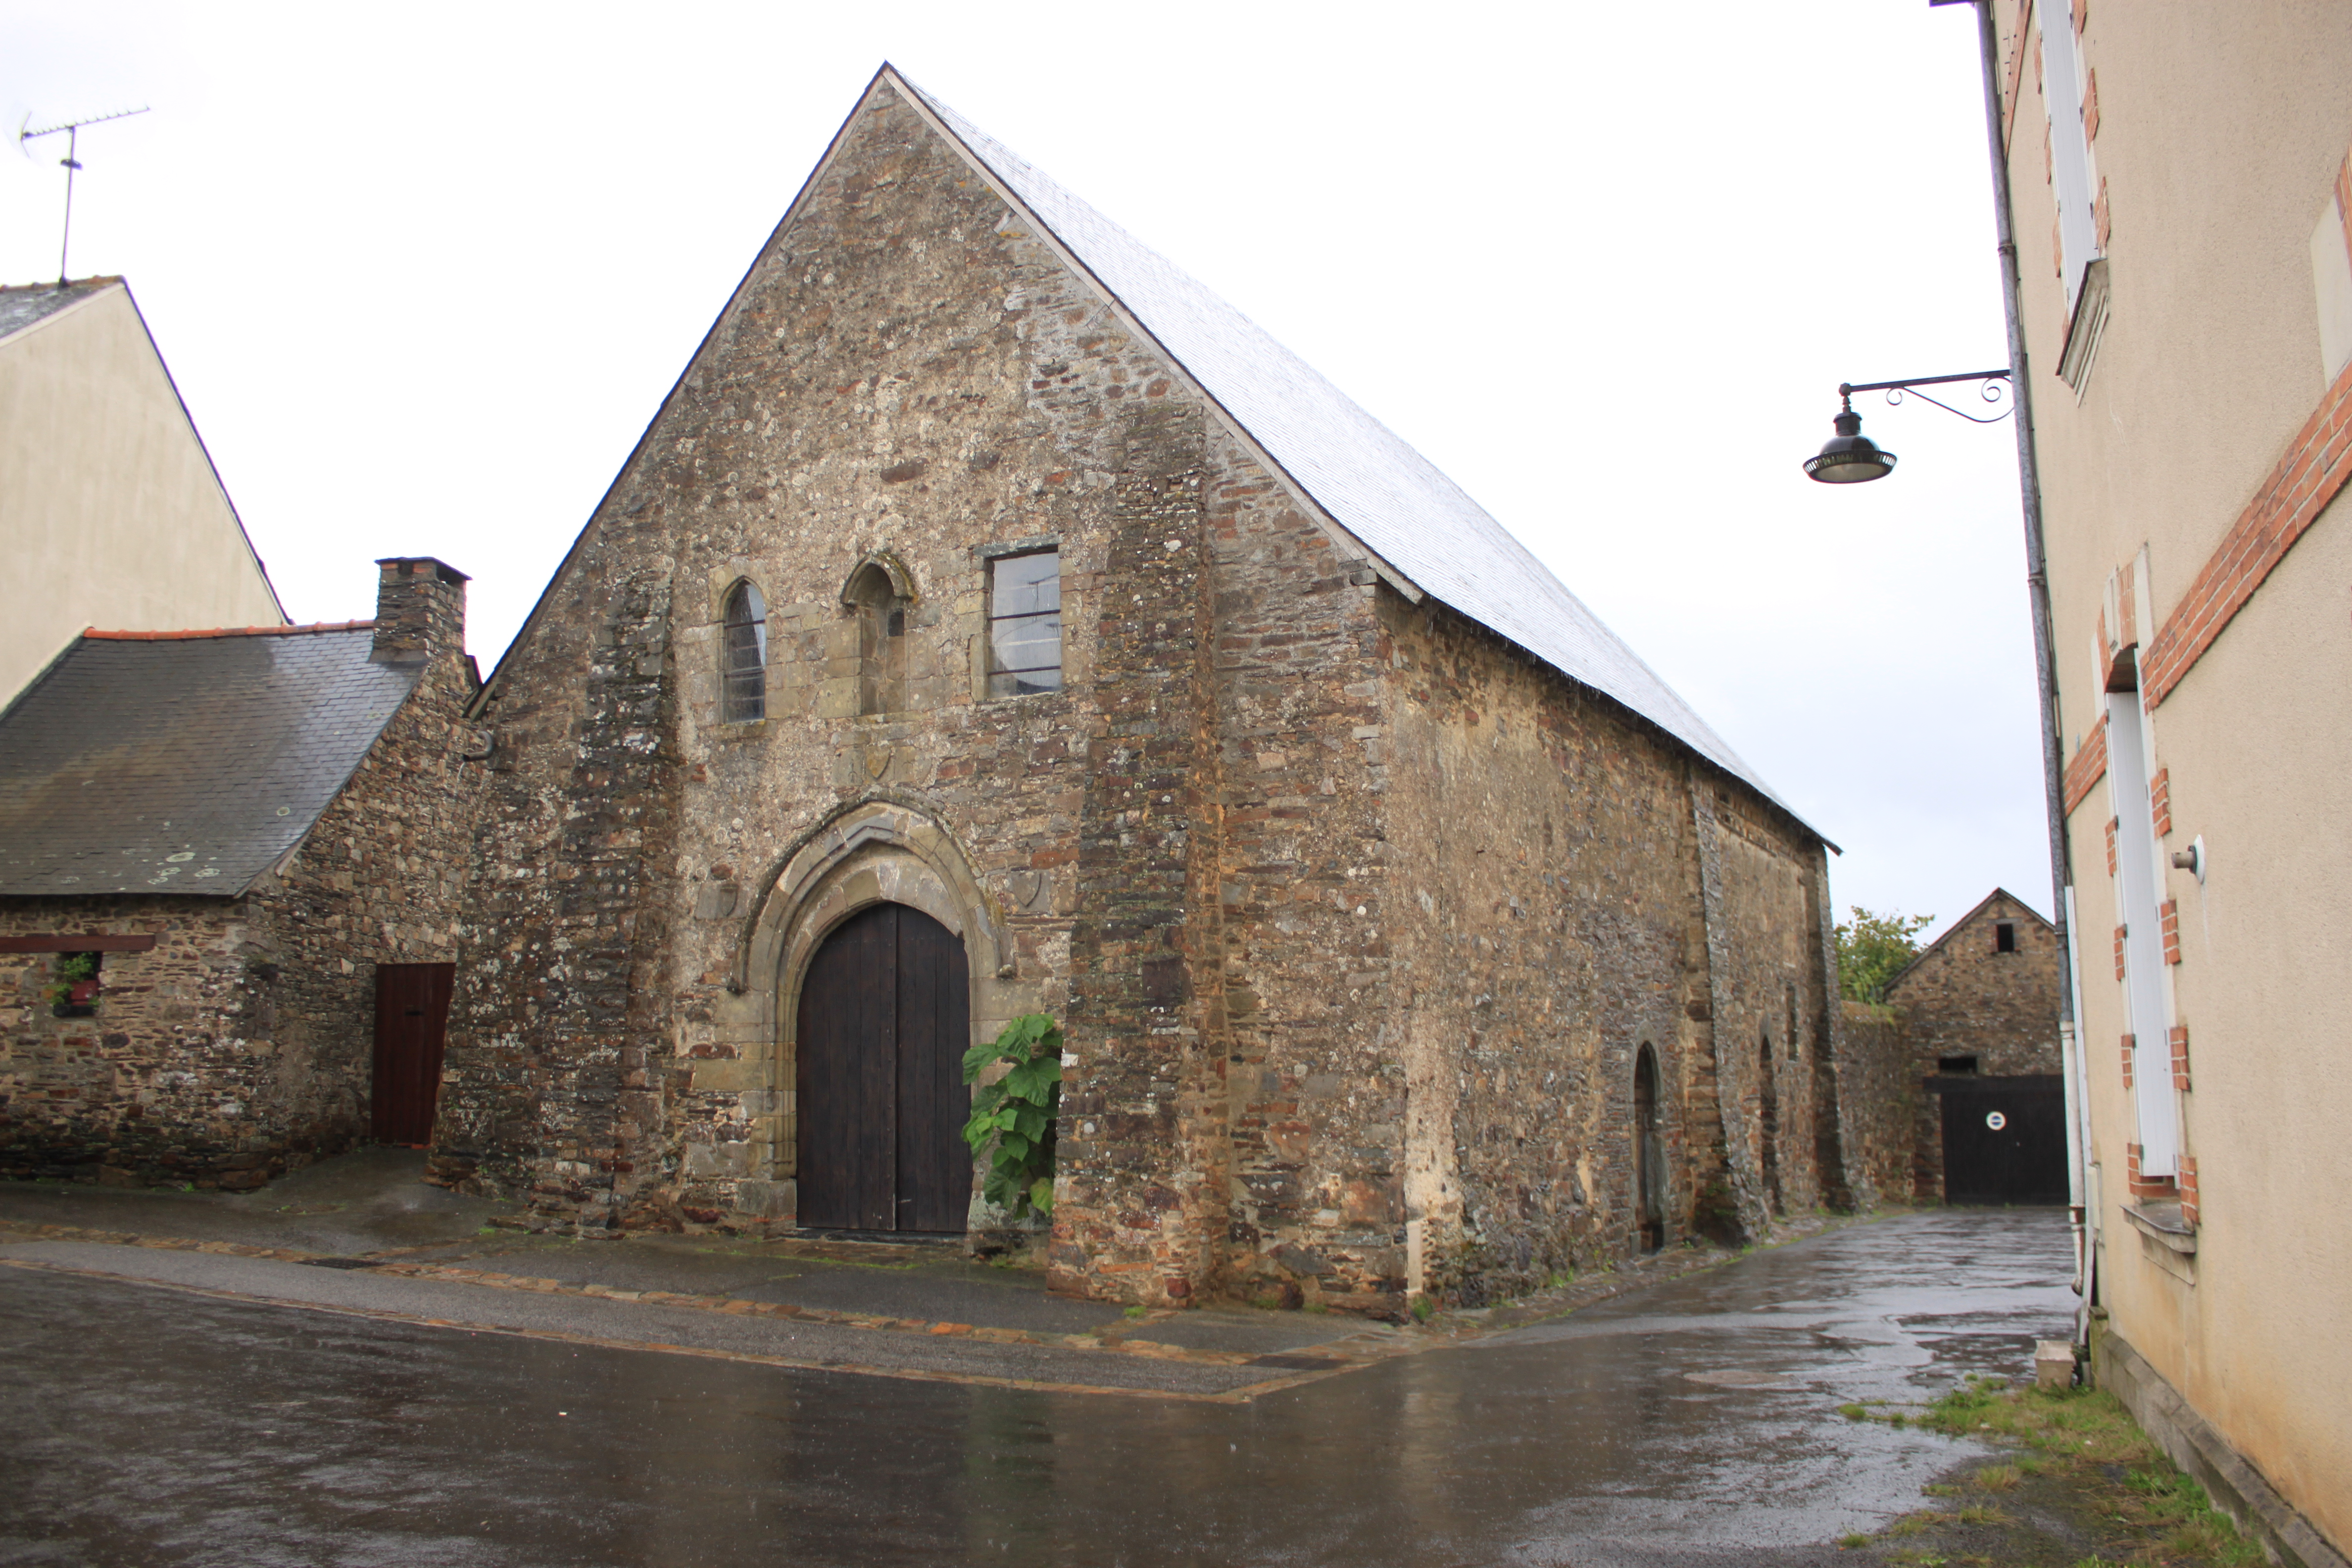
[961,1013,1062,1222]
[1835,906,1937,1004]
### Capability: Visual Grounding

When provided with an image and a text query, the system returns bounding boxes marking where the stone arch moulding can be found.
[838,550,919,608]
[733,794,1010,998]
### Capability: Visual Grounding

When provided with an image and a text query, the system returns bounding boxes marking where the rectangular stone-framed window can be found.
[986,548,1061,698]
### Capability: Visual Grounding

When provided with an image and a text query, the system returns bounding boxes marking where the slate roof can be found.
[895,72,1806,826]
[0,627,417,897]
[0,278,116,343]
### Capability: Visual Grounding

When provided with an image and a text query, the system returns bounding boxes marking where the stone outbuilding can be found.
[1837,889,2064,1207]
[433,67,1853,1311]
[0,560,477,1188]
[1887,888,2063,1203]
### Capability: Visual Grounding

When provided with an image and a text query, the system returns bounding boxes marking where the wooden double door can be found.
[795,902,972,1233]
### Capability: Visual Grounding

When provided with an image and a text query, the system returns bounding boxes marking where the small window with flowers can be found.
[48,951,101,1017]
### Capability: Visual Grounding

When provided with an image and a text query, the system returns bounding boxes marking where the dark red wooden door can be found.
[796,903,971,1233]
[372,963,453,1145]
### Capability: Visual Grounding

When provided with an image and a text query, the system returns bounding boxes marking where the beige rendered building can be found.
[0,278,284,699]
[1981,2,2351,1561]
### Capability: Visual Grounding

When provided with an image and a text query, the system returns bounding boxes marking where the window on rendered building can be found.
[2106,658,2180,1180]
[2042,10,2103,314]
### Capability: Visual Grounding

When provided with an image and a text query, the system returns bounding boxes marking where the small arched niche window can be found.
[721,581,768,723]
[843,561,909,715]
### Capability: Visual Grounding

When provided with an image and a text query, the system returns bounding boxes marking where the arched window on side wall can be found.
[722,581,768,723]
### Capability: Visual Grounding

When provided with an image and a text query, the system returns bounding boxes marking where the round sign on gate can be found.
[1985,1111,2008,1131]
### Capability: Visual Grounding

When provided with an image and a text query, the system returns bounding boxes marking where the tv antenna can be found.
[18,105,150,286]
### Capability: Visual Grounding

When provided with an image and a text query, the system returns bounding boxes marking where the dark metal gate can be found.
[1935,1074,2067,1205]
[371,963,454,1146]
[795,902,971,1233]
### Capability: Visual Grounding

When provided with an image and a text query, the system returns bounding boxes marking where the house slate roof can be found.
[895,72,1807,828]
[0,626,418,898]
[0,278,116,343]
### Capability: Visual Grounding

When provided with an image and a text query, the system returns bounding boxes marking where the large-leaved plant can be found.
[961,1014,1062,1222]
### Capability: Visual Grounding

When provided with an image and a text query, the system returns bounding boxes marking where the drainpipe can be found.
[1951,0,2092,1336]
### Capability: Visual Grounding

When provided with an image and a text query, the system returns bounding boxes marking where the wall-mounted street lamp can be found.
[1802,370,2013,483]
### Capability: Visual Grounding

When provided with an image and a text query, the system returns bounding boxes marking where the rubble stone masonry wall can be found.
[1834,999,1916,1206]
[0,897,284,1185]
[1377,598,1838,1303]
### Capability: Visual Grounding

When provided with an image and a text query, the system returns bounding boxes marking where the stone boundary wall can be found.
[1834,999,1916,1205]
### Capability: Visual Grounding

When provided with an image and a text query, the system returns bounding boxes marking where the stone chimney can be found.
[371,557,469,663]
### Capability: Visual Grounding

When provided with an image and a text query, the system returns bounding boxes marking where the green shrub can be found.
[961,1014,1063,1222]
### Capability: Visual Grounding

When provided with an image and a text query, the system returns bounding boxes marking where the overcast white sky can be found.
[2,0,2052,935]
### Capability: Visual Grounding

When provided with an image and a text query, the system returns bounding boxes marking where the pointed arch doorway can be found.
[795,901,972,1233]
[1635,1045,1666,1254]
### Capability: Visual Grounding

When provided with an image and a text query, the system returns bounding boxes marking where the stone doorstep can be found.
[0,1218,1396,1375]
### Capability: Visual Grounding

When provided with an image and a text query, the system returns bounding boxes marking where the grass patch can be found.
[1889,1511,1954,1537]
[1840,1374,2265,1568]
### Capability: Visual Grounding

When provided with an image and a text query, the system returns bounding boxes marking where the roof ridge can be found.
[84,620,376,641]
[0,276,122,294]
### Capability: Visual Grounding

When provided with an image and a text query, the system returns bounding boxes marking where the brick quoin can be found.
[2063,715,2108,815]
[2169,1025,2191,1092]
[2159,900,2182,964]
[2141,352,2352,708]
[2105,816,2119,877]
[2114,924,2128,981]
[2148,767,2171,838]
[2121,1032,2134,1091]
[2177,1155,2199,1226]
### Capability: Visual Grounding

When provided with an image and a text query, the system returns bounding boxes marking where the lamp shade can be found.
[1804,408,1896,484]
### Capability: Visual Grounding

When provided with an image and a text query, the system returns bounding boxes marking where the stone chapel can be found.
[430,67,1853,1312]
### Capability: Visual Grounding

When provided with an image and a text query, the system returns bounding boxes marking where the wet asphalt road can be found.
[0,1209,2072,1568]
